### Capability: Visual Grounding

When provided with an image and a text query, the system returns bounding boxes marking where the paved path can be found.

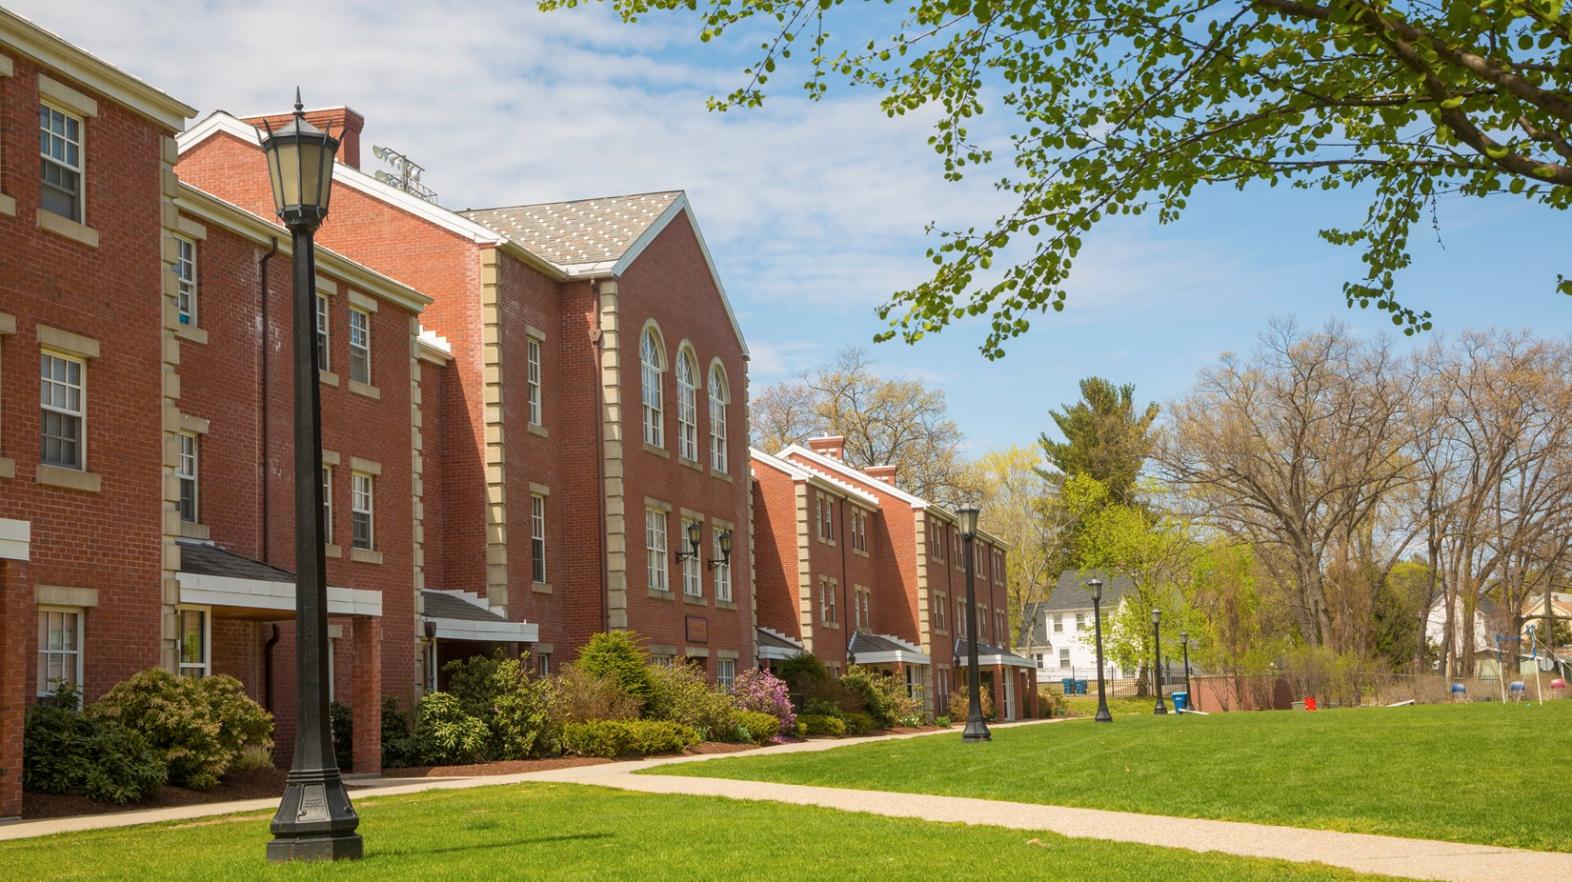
[3,720,1569,882]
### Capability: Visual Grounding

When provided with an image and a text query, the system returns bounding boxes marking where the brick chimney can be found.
[865,464,898,484]
[241,106,366,170]
[807,436,846,461]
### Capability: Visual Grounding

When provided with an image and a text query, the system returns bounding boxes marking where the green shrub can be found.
[329,702,353,770]
[644,662,736,739]
[577,631,652,707]
[558,720,700,757]
[548,663,643,724]
[947,684,994,723]
[726,709,781,745]
[411,691,489,765]
[90,670,273,791]
[840,666,921,730]
[445,653,553,760]
[1039,690,1068,718]
[776,653,836,711]
[839,710,877,736]
[24,686,166,805]
[796,713,846,737]
[381,696,419,768]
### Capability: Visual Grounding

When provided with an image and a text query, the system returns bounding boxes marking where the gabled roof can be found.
[177,540,293,582]
[953,638,1035,668]
[178,113,747,356]
[1019,571,1137,645]
[466,192,748,357]
[463,192,682,267]
[848,631,930,665]
[750,448,880,506]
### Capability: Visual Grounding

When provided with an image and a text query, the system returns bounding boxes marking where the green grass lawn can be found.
[1063,694,1159,717]
[0,783,1405,882]
[649,701,1572,852]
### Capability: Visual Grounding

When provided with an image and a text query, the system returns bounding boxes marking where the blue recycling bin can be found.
[1061,678,1075,694]
[1075,679,1088,695]
[1172,691,1189,713]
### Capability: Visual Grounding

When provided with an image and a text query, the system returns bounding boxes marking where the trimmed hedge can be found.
[559,720,700,757]
[727,709,781,745]
[24,690,166,805]
[839,710,877,736]
[797,714,846,737]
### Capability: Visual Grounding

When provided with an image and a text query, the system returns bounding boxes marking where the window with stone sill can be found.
[175,237,198,326]
[348,308,371,384]
[37,607,83,697]
[40,104,83,223]
[40,352,85,470]
[351,471,374,550]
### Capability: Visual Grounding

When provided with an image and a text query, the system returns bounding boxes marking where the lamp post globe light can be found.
[957,505,990,742]
[258,92,362,863]
[1151,608,1167,716]
[1088,578,1112,723]
[1180,631,1193,713]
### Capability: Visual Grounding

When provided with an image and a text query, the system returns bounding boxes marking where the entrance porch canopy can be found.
[176,540,380,619]
[848,631,930,666]
[952,638,1035,669]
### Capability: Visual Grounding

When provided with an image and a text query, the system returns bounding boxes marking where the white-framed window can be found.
[979,606,989,640]
[37,608,83,697]
[1035,653,1046,670]
[348,307,371,384]
[322,465,334,545]
[645,509,669,592]
[906,665,926,704]
[937,666,951,707]
[351,471,374,550]
[851,509,867,552]
[714,531,732,602]
[177,606,210,678]
[820,577,838,624]
[527,337,543,427]
[716,658,737,691]
[1074,612,1086,631]
[175,236,198,326]
[531,493,547,584]
[933,592,947,633]
[640,326,665,448]
[956,597,967,634]
[708,365,729,473]
[536,652,552,677]
[682,518,702,597]
[854,587,872,629]
[177,432,199,523]
[676,350,698,461]
[316,294,331,372]
[40,352,85,469]
[997,610,1008,645]
[40,104,84,222]
[816,493,834,543]
[1059,647,1072,669]
[931,523,944,561]
[1053,614,1064,633]
[650,654,675,668]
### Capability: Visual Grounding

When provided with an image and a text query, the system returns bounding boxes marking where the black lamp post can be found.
[957,506,991,742]
[259,92,361,863]
[1180,631,1193,713]
[1088,578,1112,723]
[1151,608,1167,716]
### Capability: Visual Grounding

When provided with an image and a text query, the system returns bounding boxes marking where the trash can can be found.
[1171,691,1188,713]
[1061,678,1075,695]
[1075,679,1088,695]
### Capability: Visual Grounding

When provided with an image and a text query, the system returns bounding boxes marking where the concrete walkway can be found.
[2,720,1568,882]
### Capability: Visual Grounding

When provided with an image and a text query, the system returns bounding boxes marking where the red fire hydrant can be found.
[1305,696,1317,711]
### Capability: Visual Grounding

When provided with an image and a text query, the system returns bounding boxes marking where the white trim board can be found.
[425,616,539,643]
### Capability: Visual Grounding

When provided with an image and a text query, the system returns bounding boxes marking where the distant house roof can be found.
[1018,570,1137,645]
[463,192,683,267]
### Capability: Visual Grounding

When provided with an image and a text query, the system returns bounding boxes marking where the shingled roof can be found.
[462,191,683,268]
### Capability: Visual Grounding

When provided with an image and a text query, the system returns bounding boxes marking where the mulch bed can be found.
[22,766,288,820]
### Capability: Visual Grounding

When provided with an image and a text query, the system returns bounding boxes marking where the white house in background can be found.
[1424,596,1508,661]
[1018,570,1139,684]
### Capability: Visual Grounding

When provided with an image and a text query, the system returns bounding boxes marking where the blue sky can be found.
[25,1,1571,453]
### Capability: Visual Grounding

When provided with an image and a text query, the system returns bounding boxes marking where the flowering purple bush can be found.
[731,669,795,739]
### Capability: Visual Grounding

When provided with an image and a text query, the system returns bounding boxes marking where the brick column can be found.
[0,558,30,817]
[351,617,382,776]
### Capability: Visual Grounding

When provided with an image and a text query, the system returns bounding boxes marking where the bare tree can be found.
[1157,321,1420,650]
[750,348,975,504]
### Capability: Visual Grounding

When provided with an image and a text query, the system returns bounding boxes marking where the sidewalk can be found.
[3,720,1569,882]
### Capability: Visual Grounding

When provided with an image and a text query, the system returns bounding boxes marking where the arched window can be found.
[676,349,699,461]
[640,326,665,448]
[708,364,729,473]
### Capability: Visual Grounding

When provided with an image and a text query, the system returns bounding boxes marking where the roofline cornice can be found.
[1,8,196,131]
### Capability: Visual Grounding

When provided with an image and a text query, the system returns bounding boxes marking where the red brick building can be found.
[175,109,754,686]
[754,438,1038,719]
[0,9,195,816]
